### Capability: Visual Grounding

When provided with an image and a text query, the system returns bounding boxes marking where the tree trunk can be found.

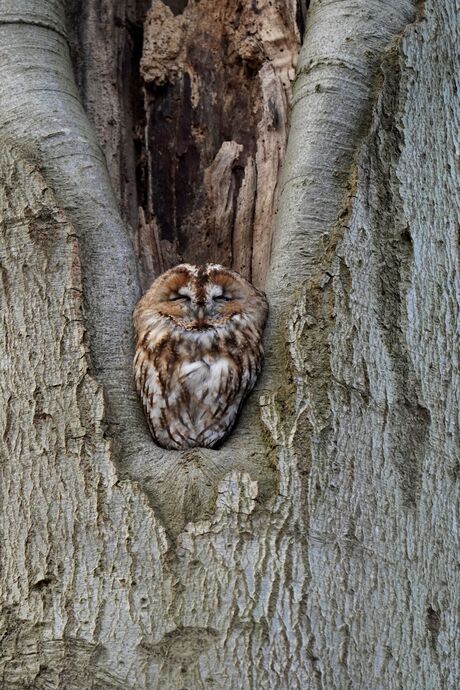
[0,1,458,689]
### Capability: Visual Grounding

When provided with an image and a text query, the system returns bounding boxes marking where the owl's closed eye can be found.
[133,263,268,450]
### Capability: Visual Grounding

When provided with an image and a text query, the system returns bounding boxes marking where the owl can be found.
[133,263,268,449]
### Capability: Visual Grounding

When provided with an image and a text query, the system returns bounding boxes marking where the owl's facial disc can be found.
[144,263,255,330]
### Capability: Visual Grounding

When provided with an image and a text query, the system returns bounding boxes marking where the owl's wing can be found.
[135,346,215,449]
[133,347,166,445]
[191,351,262,448]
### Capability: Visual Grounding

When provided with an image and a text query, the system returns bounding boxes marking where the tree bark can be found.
[0,0,459,689]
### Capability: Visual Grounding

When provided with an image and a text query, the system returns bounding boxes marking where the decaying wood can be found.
[0,0,458,688]
[140,0,300,287]
[67,0,301,289]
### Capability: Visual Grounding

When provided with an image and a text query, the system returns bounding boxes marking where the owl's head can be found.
[135,264,268,332]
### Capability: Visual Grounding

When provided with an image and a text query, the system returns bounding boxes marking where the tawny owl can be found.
[133,263,268,449]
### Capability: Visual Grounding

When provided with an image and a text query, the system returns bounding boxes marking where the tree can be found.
[0,0,458,688]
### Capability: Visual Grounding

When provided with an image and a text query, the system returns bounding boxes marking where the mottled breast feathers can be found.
[133,263,268,449]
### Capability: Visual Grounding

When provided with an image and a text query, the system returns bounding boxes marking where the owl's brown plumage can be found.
[133,263,268,449]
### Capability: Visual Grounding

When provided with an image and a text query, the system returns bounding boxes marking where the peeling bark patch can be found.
[0,619,125,690]
[425,606,441,648]
[140,625,219,664]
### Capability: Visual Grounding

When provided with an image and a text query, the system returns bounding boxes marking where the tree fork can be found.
[0,0,458,688]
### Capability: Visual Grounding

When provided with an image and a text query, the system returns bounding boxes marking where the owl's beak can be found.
[191,303,205,323]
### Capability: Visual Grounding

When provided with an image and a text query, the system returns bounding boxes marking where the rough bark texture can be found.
[66,0,302,289]
[0,1,459,689]
[266,0,459,687]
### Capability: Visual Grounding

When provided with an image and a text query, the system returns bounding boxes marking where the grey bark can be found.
[0,1,459,689]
